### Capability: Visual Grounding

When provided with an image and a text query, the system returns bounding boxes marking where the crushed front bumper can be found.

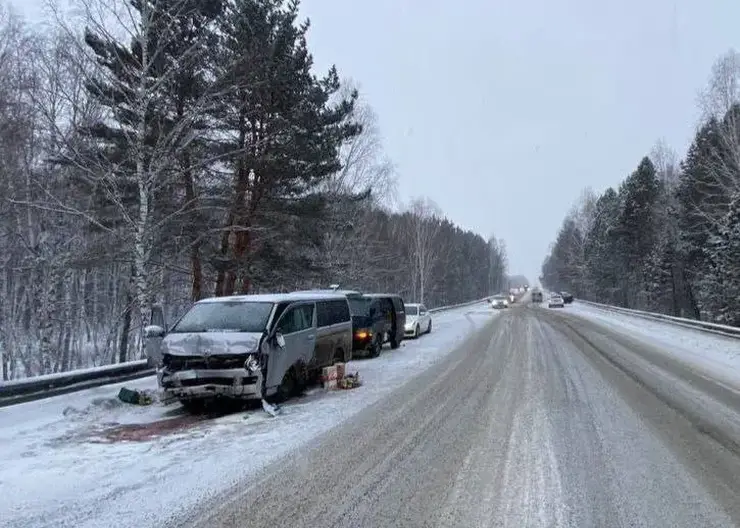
[161,368,261,400]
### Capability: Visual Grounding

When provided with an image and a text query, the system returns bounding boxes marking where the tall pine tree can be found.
[614,157,660,307]
[209,0,361,295]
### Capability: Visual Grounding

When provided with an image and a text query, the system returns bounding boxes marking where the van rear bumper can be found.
[161,368,261,400]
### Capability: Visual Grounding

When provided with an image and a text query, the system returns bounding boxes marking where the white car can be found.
[548,294,564,308]
[404,303,432,338]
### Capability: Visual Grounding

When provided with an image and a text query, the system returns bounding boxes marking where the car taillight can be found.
[355,329,372,339]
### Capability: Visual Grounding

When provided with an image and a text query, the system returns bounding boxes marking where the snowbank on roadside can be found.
[1,303,495,528]
[569,302,740,388]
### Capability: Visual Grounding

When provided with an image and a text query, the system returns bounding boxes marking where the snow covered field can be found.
[1,303,495,528]
[568,302,740,389]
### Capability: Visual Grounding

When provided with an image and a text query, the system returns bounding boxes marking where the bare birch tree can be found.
[0,5,36,379]
[31,0,225,358]
[696,49,740,213]
[406,197,442,304]
[650,139,680,185]
[487,235,508,293]
[316,81,399,287]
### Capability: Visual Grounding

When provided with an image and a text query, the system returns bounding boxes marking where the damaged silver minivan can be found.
[144,293,353,407]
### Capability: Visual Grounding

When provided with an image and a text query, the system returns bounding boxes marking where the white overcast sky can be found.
[11,0,740,283]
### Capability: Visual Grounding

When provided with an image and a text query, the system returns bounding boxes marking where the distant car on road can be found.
[490,295,509,309]
[531,290,543,303]
[560,291,574,304]
[548,294,565,308]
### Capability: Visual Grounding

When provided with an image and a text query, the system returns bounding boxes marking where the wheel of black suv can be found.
[369,336,382,357]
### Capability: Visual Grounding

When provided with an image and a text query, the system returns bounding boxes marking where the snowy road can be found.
[180,304,740,528]
[1,303,494,528]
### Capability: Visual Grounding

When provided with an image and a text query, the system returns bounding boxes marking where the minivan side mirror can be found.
[150,303,167,332]
[144,325,165,339]
[275,331,286,349]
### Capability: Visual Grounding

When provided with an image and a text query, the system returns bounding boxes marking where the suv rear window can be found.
[171,301,273,333]
[348,297,371,316]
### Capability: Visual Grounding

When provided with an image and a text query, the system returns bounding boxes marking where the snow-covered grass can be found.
[569,302,740,389]
[1,303,496,528]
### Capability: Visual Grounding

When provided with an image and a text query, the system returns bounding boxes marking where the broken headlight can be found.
[244,354,261,373]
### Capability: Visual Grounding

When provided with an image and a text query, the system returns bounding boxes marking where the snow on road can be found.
[0,303,495,528]
[568,302,740,388]
[181,304,740,528]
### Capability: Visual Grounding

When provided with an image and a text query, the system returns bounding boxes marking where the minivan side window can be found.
[316,301,331,327]
[331,300,350,323]
[280,304,314,334]
[317,300,351,327]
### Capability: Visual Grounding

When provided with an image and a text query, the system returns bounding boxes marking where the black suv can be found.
[560,291,574,304]
[350,294,405,357]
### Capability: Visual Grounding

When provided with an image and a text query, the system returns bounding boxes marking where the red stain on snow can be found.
[93,414,206,443]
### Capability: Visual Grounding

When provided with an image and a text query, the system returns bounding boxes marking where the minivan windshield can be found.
[406,305,419,315]
[170,301,273,333]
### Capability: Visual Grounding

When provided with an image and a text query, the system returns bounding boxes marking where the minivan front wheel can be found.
[273,366,300,403]
[180,399,205,414]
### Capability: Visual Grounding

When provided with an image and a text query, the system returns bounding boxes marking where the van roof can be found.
[197,292,349,304]
[362,293,402,299]
[294,289,363,297]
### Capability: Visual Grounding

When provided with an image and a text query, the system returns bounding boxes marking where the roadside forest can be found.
[0,1,508,379]
[542,50,740,328]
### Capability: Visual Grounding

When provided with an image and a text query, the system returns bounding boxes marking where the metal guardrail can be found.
[428,297,489,313]
[0,360,155,408]
[0,296,490,407]
[576,299,740,340]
